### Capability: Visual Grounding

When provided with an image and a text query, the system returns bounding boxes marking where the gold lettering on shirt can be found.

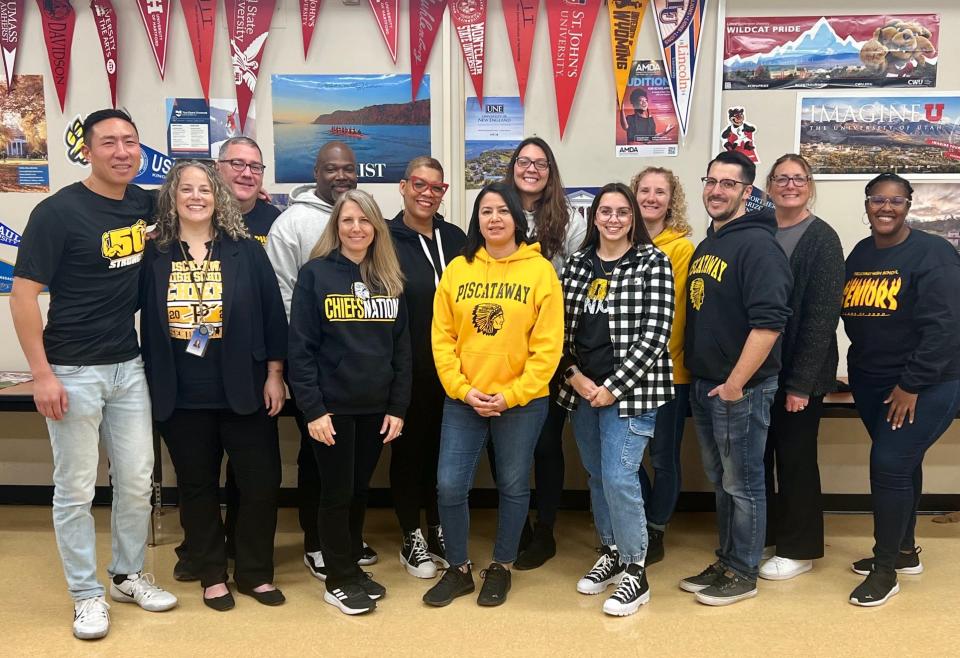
[688,254,729,282]
[841,270,902,317]
[101,220,147,269]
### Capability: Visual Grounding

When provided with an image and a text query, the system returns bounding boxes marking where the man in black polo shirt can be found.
[216,136,279,244]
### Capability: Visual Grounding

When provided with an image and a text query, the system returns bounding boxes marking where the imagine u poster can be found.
[908,183,960,252]
[272,74,431,184]
[0,74,48,192]
[723,14,939,90]
[615,60,680,158]
[465,96,523,190]
[796,91,960,179]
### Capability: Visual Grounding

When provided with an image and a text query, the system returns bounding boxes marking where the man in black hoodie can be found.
[678,151,792,606]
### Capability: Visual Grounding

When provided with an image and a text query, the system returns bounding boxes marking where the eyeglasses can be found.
[596,207,633,221]
[702,177,749,190]
[515,156,550,172]
[408,175,449,197]
[866,195,910,208]
[772,175,809,188]
[219,159,266,175]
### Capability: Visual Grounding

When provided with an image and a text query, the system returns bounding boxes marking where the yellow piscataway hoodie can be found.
[432,242,564,408]
[655,228,695,385]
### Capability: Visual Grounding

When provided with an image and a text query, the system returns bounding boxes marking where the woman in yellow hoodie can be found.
[631,167,694,563]
[424,181,563,608]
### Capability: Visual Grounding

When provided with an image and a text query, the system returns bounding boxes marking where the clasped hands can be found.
[569,373,615,408]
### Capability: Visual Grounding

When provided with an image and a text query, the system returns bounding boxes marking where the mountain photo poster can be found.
[723,14,939,90]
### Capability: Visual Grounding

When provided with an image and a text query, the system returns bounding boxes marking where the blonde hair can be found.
[154,160,249,248]
[630,166,691,237]
[764,153,817,207]
[310,189,404,297]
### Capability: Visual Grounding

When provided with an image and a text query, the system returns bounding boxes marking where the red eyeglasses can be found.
[408,175,449,197]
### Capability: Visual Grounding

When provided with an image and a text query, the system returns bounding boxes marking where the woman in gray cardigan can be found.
[759,154,845,581]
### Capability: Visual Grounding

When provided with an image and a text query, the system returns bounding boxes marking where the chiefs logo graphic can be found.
[689,277,705,311]
[472,303,505,336]
[353,281,371,301]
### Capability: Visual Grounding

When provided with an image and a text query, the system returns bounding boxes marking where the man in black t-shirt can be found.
[216,136,279,244]
[11,109,178,641]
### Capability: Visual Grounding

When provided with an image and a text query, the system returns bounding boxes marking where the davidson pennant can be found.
[36,0,76,112]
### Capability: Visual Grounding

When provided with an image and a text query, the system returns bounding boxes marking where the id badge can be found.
[186,324,210,357]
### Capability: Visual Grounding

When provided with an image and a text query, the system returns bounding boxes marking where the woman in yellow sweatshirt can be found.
[424,181,563,608]
[631,167,695,563]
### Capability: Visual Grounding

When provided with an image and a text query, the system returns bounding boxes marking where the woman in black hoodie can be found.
[288,189,412,615]
[388,157,466,579]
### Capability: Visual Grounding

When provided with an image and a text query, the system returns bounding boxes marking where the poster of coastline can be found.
[615,60,680,158]
[796,92,960,180]
[0,75,49,192]
[272,74,431,184]
[908,183,960,252]
[465,96,523,190]
[723,15,939,90]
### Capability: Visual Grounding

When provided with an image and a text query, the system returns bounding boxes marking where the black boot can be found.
[514,523,556,570]
[646,527,665,565]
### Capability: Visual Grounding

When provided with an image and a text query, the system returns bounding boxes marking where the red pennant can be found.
[409,0,445,101]
[367,0,398,63]
[225,0,276,133]
[135,0,171,79]
[299,0,322,59]
[0,1,24,89]
[180,0,216,100]
[35,0,76,112]
[501,0,538,104]
[449,0,486,105]
[546,0,601,137]
[90,1,119,108]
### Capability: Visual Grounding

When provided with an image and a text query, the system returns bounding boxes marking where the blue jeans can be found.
[572,402,657,564]
[690,376,778,581]
[640,384,690,528]
[436,396,548,567]
[46,357,154,601]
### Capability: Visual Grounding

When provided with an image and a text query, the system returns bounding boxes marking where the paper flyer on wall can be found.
[723,14,939,91]
[0,74,48,192]
[796,91,960,179]
[165,98,257,160]
[465,96,523,189]
[908,183,960,252]
[615,60,679,157]
[272,74,431,184]
[652,0,707,140]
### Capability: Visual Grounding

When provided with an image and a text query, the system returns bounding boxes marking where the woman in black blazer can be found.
[140,160,287,611]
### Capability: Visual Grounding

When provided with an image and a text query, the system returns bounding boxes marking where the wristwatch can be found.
[563,365,579,381]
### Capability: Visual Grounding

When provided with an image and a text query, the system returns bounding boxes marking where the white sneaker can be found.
[304,551,328,581]
[400,529,438,579]
[73,596,110,640]
[109,572,179,611]
[577,546,624,595]
[602,565,650,617]
[759,556,813,581]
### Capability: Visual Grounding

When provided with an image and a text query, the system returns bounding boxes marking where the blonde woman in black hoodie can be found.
[288,189,412,615]
[388,157,466,579]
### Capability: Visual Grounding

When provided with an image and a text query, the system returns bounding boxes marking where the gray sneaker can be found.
[694,570,758,606]
[679,561,725,593]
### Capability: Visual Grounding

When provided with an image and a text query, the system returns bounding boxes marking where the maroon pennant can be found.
[36,0,76,112]
[180,0,216,100]
[135,0,171,79]
[409,0,445,100]
[90,0,119,108]
[449,0,486,104]
[501,0,538,104]
[367,0,398,62]
[0,1,24,89]
[299,0,322,59]
[225,0,277,132]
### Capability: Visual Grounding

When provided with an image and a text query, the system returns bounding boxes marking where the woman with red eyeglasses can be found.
[388,157,467,579]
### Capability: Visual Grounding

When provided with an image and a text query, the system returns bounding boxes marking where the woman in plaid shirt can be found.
[558,182,675,617]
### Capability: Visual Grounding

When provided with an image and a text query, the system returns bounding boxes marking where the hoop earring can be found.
[861,213,870,226]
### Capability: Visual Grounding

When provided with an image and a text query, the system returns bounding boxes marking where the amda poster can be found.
[909,183,960,252]
[465,96,523,189]
[616,60,679,158]
[0,75,48,192]
[272,74,431,184]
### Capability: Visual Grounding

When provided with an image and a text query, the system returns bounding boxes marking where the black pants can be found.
[389,375,443,531]
[763,390,825,559]
[296,405,323,553]
[160,407,280,589]
[312,413,385,588]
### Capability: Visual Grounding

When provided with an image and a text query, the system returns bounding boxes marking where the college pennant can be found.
[367,0,398,62]
[225,0,276,132]
[0,1,23,89]
[299,0,321,59]
[608,0,647,107]
[652,0,707,139]
[449,0,486,105]
[35,0,76,112]
[501,0,537,104]
[90,0,119,108]
[135,0,171,79]
[180,0,215,100]
[546,0,602,137]
[409,0,445,101]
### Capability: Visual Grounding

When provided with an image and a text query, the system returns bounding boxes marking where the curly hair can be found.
[630,166,691,237]
[153,160,249,249]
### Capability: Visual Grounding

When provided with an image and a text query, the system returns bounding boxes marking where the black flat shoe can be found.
[237,585,286,606]
[203,588,235,612]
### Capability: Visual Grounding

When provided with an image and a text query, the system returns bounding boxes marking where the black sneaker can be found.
[646,527,665,565]
[423,565,476,607]
[358,542,378,566]
[303,551,327,581]
[694,570,758,606]
[427,525,449,568]
[849,569,899,607]
[400,529,438,579]
[359,572,386,600]
[477,563,512,606]
[602,564,650,616]
[514,524,556,571]
[173,558,198,583]
[851,546,923,576]
[324,582,376,615]
[576,546,625,594]
[679,561,725,593]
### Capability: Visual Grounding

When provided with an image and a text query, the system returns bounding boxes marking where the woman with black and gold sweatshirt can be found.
[424,182,564,608]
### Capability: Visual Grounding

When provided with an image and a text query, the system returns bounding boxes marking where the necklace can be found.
[595,250,625,277]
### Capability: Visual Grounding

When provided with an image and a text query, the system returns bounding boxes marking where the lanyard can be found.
[418,228,446,287]
[177,239,214,328]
